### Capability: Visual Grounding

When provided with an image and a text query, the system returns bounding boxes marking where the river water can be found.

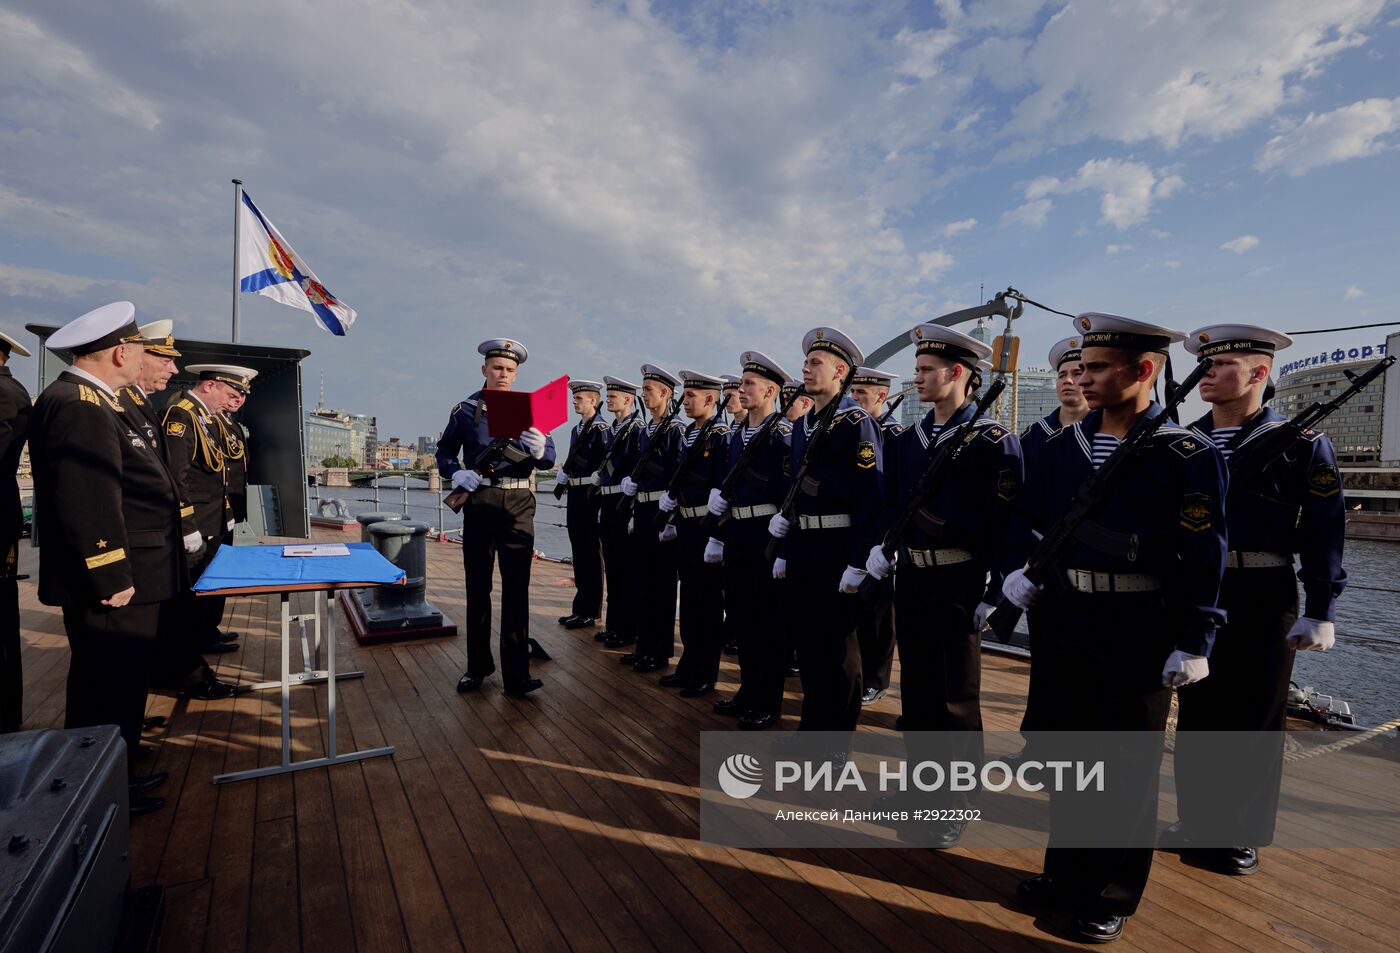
[313,478,1399,727]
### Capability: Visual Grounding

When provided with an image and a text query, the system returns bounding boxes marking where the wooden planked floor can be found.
[10,532,1399,953]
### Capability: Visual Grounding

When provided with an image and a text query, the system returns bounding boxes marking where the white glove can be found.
[865,544,894,580]
[973,602,996,631]
[519,426,547,460]
[707,488,730,517]
[1162,650,1210,688]
[1286,617,1335,652]
[657,523,678,543]
[621,476,638,497]
[557,473,569,486]
[226,519,235,531]
[772,557,787,580]
[1001,568,1042,610]
[182,531,203,554]
[768,512,791,539]
[704,537,724,564]
[658,491,678,513]
[838,565,867,593]
[452,469,482,492]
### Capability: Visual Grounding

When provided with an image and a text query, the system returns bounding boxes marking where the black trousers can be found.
[790,552,863,732]
[566,488,603,618]
[724,542,786,715]
[62,601,159,773]
[462,487,535,684]
[1175,566,1297,844]
[599,497,638,639]
[1034,589,1175,918]
[674,518,724,687]
[154,540,223,686]
[858,576,896,692]
[633,501,679,662]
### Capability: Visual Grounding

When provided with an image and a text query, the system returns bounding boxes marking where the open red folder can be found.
[481,375,570,437]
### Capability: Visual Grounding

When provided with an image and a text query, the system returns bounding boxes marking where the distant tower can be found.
[318,370,326,411]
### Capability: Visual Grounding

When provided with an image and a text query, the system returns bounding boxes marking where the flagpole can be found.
[232,178,243,343]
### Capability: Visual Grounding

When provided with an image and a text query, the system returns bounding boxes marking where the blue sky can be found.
[2,0,1398,439]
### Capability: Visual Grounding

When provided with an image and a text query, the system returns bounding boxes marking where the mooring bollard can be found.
[365,520,446,628]
[355,512,404,607]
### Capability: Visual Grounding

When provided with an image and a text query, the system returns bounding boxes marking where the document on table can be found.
[282,544,351,557]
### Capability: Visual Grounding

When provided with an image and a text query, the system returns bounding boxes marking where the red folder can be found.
[481,375,570,437]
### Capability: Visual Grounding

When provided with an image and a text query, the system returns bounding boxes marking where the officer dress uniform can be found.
[560,380,613,624]
[1173,324,1348,870]
[437,340,557,692]
[594,378,643,645]
[218,412,250,525]
[775,328,883,733]
[29,304,184,771]
[665,371,731,694]
[626,366,686,670]
[712,351,792,728]
[852,366,902,703]
[0,332,32,732]
[1005,314,1227,936]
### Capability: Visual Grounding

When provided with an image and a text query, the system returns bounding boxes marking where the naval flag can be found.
[236,190,356,335]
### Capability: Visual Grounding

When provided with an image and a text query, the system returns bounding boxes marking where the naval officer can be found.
[0,330,31,733]
[557,379,612,629]
[117,320,181,453]
[594,377,643,646]
[29,302,179,814]
[438,338,556,696]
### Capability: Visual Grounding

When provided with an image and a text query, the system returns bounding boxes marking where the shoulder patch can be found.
[1179,492,1214,532]
[996,467,1020,502]
[1297,427,1323,444]
[77,384,101,406]
[175,398,194,411]
[166,421,187,437]
[1168,434,1208,459]
[1308,463,1340,497]
[856,440,877,469]
[980,424,1009,443]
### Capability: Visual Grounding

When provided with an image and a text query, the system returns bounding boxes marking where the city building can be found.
[416,434,438,456]
[1275,357,1387,465]
[305,410,354,468]
[374,438,415,469]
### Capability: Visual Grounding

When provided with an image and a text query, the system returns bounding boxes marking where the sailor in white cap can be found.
[28,301,177,813]
[591,375,644,646]
[766,327,882,734]
[1169,323,1347,878]
[708,350,794,729]
[720,374,742,424]
[781,378,813,422]
[556,379,612,630]
[1000,312,1227,943]
[1020,336,1089,468]
[116,320,182,452]
[438,338,556,696]
[0,328,31,733]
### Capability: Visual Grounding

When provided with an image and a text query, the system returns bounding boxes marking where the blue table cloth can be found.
[192,542,406,592]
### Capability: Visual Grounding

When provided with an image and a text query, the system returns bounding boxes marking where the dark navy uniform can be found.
[857,414,903,698]
[162,389,230,650]
[0,361,31,731]
[218,412,250,525]
[596,410,643,643]
[561,410,613,620]
[629,414,685,666]
[118,385,163,453]
[670,412,731,690]
[437,390,557,686]
[780,396,883,731]
[1019,409,1068,470]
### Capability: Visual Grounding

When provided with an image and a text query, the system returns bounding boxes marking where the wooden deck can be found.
[10,532,1399,953]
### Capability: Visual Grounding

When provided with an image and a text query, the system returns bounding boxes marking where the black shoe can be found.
[505,677,543,697]
[1070,912,1126,944]
[1015,874,1060,911]
[723,641,739,655]
[561,616,596,629]
[129,795,165,817]
[1209,846,1259,875]
[739,711,779,731]
[456,673,485,693]
[202,641,239,654]
[925,819,966,849]
[861,687,885,706]
[604,633,637,648]
[527,638,552,661]
[558,614,580,626]
[594,629,616,642]
[206,630,239,643]
[785,665,800,678]
[658,673,685,687]
[129,772,168,794]
[619,652,642,665]
[713,698,741,715]
[632,658,666,673]
[183,676,238,700]
[680,682,715,698]
[142,716,167,730]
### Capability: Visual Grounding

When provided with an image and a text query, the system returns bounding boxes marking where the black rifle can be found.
[654,407,731,532]
[878,393,905,426]
[552,411,616,500]
[699,386,807,534]
[583,406,643,502]
[765,366,859,562]
[863,378,1006,594]
[443,437,513,513]
[985,358,1214,643]
[1227,354,1394,483]
[615,397,683,522]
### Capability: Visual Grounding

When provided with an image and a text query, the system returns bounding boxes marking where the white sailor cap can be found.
[909,324,992,369]
[678,370,724,390]
[187,364,259,394]
[739,350,793,387]
[1185,324,1292,360]
[802,327,864,368]
[568,379,604,395]
[47,301,142,355]
[478,338,528,364]
[1048,336,1083,369]
[0,331,31,358]
[720,374,742,390]
[1074,313,1185,354]
[852,366,897,387]
[780,378,803,398]
[138,320,181,358]
[603,375,640,394]
[640,364,681,390]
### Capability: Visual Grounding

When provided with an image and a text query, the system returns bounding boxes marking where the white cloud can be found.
[1105,244,1132,255]
[1344,285,1366,300]
[917,249,954,280]
[1161,260,1183,270]
[1021,159,1183,230]
[1000,198,1053,229]
[1222,235,1261,254]
[1256,97,1400,175]
[942,218,978,237]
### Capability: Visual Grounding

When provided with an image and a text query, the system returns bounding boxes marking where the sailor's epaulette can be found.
[590,418,610,431]
[1165,432,1210,459]
[452,398,479,416]
[1296,427,1323,443]
[882,421,904,436]
[123,386,146,406]
[978,422,1010,443]
[775,419,793,435]
[834,407,869,425]
[174,398,195,412]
